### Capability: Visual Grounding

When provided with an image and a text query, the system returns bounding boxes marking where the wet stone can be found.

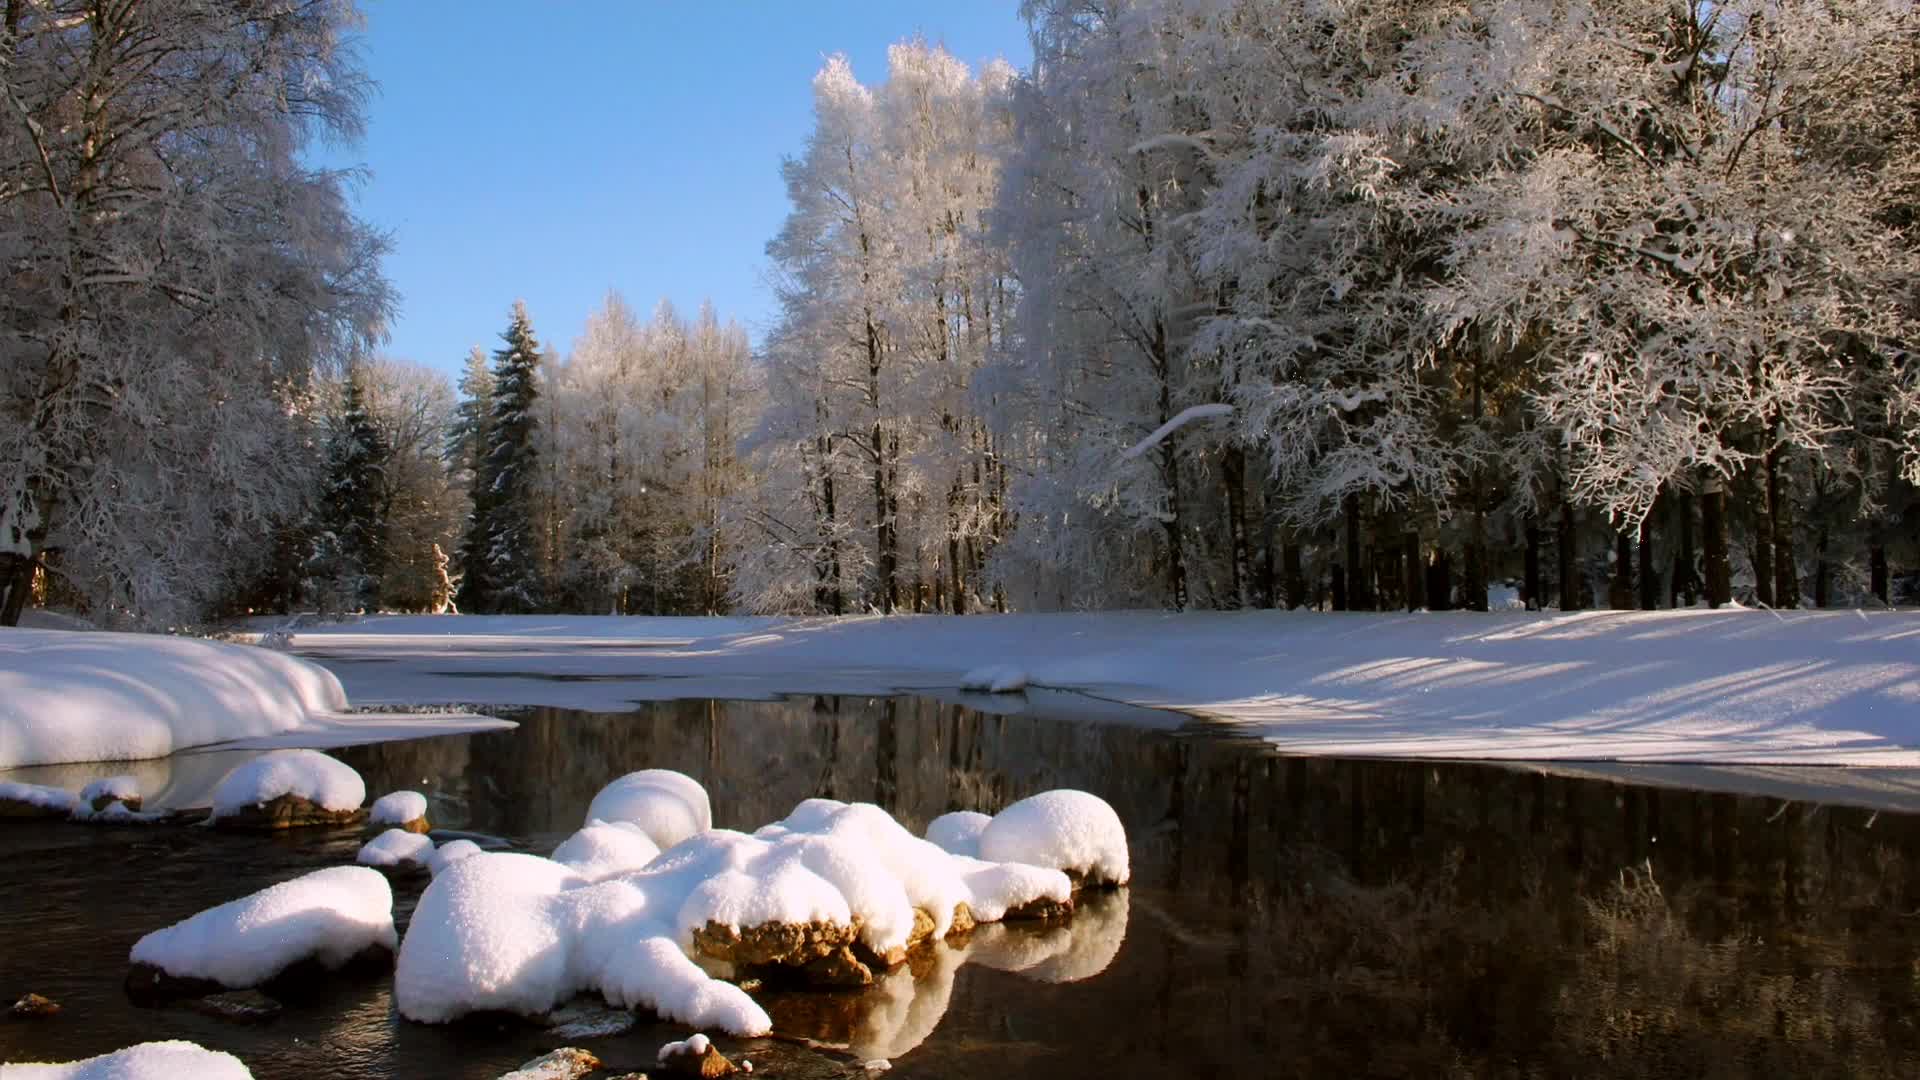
[182,989,282,1025]
[0,798,68,821]
[498,1046,603,1080]
[213,793,367,831]
[9,992,60,1019]
[657,1040,737,1078]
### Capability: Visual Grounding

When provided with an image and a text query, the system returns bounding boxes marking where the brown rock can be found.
[691,919,857,969]
[90,793,142,814]
[1005,894,1075,922]
[182,989,282,1025]
[212,793,366,831]
[395,815,430,834]
[658,1039,736,1078]
[125,963,226,1005]
[946,902,976,941]
[498,1047,603,1080]
[9,992,60,1019]
[801,945,875,989]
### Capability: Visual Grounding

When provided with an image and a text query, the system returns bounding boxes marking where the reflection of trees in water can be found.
[341,698,1920,1075]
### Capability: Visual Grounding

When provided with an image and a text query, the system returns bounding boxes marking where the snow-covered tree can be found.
[461,302,545,614]
[305,367,389,612]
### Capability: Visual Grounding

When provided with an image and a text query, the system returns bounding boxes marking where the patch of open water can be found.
[4,695,1920,1077]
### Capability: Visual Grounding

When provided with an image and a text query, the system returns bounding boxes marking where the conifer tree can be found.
[307,368,390,612]
[474,302,546,613]
[450,346,496,612]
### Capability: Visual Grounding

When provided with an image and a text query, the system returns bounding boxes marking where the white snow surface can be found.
[0,627,511,769]
[1120,403,1234,460]
[209,749,364,818]
[552,820,662,881]
[129,866,397,988]
[0,780,77,813]
[426,838,482,877]
[584,769,711,848]
[283,610,1920,764]
[79,775,140,806]
[959,664,1028,693]
[369,789,428,825]
[924,811,992,858]
[0,1041,253,1080]
[979,790,1131,886]
[393,777,1117,1035]
[357,828,434,869]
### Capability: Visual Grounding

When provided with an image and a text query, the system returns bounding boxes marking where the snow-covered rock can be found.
[924,811,991,858]
[127,866,396,995]
[357,828,434,869]
[368,789,429,832]
[552,819,661,881]
[393,788,1123,1034]
[959,664,1028,693]
[978,789,1131,887]
[426,838,482,877]
[0,1040,253,1080]
[79,775,141,813]
[0,780,77,819]
[655,1032,737,1077]
[208,749,365,829]
[584,768,711,848]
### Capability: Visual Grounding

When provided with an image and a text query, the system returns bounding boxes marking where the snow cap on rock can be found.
[924,811,992,858]
[0,1039,254,1079]
[369,790,428,826]
[584,769,711,849]
[552,819,662,881]
[978,789,1130,886]
[210,749,365,818]
[357,828,434,869]
[130,866,396,988]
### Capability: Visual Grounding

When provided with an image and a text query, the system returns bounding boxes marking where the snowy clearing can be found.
[273,610,1920,765]
[0,627,513,770]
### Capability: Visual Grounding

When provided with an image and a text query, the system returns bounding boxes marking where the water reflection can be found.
[1,696,1918,1078]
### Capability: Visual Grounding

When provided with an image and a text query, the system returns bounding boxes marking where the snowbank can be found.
[0,627,511,770]
[358,828,434,869]
[285,610,1920,764]
[129,866,396,989]
[0,1040,252,1079]
[393,775,1124,1035]
[209,749,364,819]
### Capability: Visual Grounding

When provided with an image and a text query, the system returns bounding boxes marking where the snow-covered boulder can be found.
[79,775,141,813]
[552,819,661,881]
[978,789,1130,887]
[426,838,482,876]
[368,789,429,833]
[584,769,711,849]
[0,1040,253,1080]
[655,1033,737,1077]
[208,749,365,830]
[0,780,77,820]
[127,866,396,1000]
[357,828,434,870]
[924,811,991,858]
[959,664,1029,693]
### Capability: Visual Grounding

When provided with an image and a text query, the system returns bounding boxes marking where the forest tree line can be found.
[3,0,1917,628]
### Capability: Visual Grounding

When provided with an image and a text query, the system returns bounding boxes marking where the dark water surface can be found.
[5,696,1920,1078]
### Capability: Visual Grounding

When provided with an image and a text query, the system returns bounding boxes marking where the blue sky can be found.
[326,2,1032,374]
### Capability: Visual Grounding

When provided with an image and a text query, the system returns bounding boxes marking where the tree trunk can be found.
[1637,514,1657,609]
[0,554,30,626]
[1524,522,1542,611]
[1702,479,1732,608]
[1283,532,1305,611]
[1608,531,1635,609]
[1331,563,1348,612]
[1223,446,1250,609]
[1674,492,1697,607]
[1403,532,1421,613]
[1344,493,1367,611]
[1870,544,1889,606]
[1558,502,1581,612]
[1767,444,1798,609]
[1813,525,1830,609]
[1426,548,1452,612]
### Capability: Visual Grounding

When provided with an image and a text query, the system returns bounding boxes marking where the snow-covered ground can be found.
[0,627,513,770]
[273,609,1920,765]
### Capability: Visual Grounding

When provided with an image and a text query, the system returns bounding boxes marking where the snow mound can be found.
[369,789,428,826]
[978,790,1131,886]
[209,750,364,818]
[0,1040,253,1079]
[80,775,140,807]
[584,769,711,849]
[0,628,349,768]
[959,664,1028,693]
[427,838,482,877]
[924,811,992,857]
[394,788,1127,1035]
[358,828,435,869]
[0,780,78,815]
[552,819,662,881]
[130,866,396,988]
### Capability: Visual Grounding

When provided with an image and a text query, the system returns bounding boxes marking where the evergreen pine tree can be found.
[307,367,390,612]
[476,302,546,613]
[450,346,495,612]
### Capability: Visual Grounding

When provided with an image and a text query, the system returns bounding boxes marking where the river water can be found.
[3,695,1919,1077]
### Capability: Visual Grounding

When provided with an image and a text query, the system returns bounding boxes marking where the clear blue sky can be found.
[327,2,1032,374]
